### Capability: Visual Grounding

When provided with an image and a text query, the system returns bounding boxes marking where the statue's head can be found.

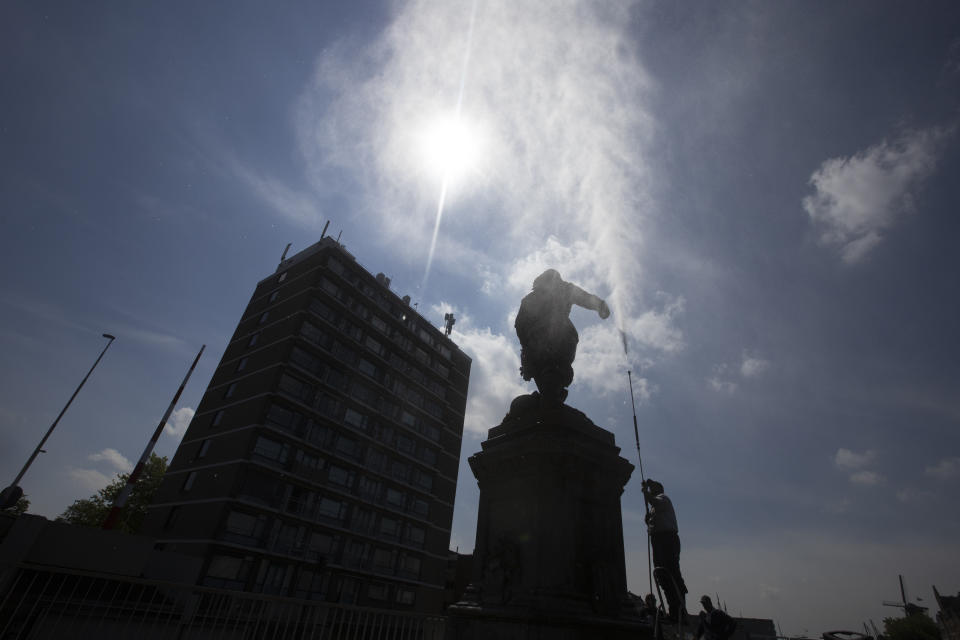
[532,269,562,291]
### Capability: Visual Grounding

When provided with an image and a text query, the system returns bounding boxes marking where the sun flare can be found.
[418,114,483,186]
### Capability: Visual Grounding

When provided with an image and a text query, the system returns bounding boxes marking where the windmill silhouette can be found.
[882,575,928,617]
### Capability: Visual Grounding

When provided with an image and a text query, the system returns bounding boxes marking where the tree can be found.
[883,613,941,640]
[58,453,168,534]
[11,495,30,515]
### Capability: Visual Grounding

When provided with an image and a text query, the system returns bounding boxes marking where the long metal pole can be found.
[627,370,654,597]
[102,344,204,530]
[7,333,116,490]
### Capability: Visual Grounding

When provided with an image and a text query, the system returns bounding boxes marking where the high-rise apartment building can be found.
[143,237,471,613]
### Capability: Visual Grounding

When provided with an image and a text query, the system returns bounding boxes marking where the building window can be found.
[252,436,289,466]
[420,447,437,466]
[379,517,399,538]
[358,476,381,500]
[364,336,383,356]
[367,582,389,601]
[411,498,429,518]
[395,588,416,606]
[182,471,197,492]
[205,555,251,589]
[278,374,315,404]
[293,449,321,474]
[413,469,433,491]
[163,506,181,530]
[358,359,377,378]
[306,531,334,560]
[343,408,368,431]
[335,435,361,459]
[223,511,266,545]
[278,271,288,283]
[309,299,337,323]
[421,423,440,442]
[258,311,269,325]
[211,410,224,427]
[396,435,415,455]
[224,383,237,399]
[327,465,355,488]
[236,357,248,372]
[439,345,451,360]
[406,525,425,546]
[371,316,388,333]
[390,460,410,482]
[385,487,405,508]
[198,439,211,459]
[398,554,421,579]
[321,278,340,296]
[372,548,394,572]
[317,497,346,522]
[248,332,260,347]
[269,290,279,303]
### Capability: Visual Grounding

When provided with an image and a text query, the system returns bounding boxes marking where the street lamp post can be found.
[0,333,116,510]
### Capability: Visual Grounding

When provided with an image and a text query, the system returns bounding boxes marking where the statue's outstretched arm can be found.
[569,284,610,319]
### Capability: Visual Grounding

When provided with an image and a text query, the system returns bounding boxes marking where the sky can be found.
[2,1,959,635]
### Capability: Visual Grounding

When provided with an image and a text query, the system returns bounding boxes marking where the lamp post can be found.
[0,333,116,510]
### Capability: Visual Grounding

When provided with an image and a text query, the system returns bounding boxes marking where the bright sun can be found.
[418,114,483,186]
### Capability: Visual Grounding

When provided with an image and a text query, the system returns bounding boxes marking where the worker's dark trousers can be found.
[651,531,687,617]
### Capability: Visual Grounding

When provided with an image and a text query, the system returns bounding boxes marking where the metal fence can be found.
[0,565,445,640]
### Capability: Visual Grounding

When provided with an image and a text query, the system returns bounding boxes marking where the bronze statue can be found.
[514,269,610,407]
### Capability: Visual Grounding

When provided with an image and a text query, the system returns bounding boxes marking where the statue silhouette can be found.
[514,269,609,407]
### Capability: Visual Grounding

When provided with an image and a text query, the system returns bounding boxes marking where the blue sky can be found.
[3,1,959,635]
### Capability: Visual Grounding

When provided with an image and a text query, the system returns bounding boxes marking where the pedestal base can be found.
[447,400,648,639]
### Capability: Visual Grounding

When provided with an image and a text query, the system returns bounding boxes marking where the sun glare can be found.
[419,114,483,186]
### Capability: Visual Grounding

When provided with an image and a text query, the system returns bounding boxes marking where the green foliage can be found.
[12,495,30,515]
[57,453,168,534]
[882,613,941,640]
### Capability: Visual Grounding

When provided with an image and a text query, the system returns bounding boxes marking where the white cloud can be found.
[163,406,196,438]
[759,584,782,601]
[803,126,952,263]
[895,488,934,503]
[573,323,657,401]
[849,470,883,486]
[834,448,876,470]
[88,448,133,473]
[835,448,883,486]
[231,161,324,229]
[924,456,960,480]
[740,353,770,378]
[708,376,738,395]
[295,0,663,337]
[628,294,686,354]
[67,467,113,493]
[450,325,528,436]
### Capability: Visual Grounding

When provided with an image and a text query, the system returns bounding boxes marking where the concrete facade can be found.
[141,237,471,613]
[446,403,647,639]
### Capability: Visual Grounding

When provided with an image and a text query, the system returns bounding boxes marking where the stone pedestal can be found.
[447,402,649,640]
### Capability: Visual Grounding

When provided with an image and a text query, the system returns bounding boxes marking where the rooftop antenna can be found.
[321,220,330,239]
[280,243,292,263]
[336,230,342,243]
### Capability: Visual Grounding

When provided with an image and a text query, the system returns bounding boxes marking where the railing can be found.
[0,564,445,640]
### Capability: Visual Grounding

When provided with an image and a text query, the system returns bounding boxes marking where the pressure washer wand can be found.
[627,369,654,597]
